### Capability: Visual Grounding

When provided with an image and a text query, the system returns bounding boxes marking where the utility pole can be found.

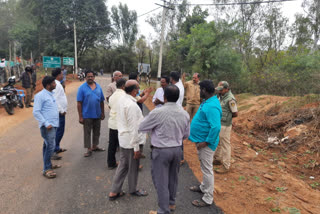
[74,22,78,76]
[13,42,16,76]
[156,1,173,87]
[157,6,167,82]
[9,41,12,62]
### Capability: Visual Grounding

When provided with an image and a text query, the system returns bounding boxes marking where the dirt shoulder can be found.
[144,93,320,214]
[0,75,83,136]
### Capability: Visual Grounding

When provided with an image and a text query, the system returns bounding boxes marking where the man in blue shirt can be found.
[33,76,60,179]
[77,70,105,157]
[188,80,222,207]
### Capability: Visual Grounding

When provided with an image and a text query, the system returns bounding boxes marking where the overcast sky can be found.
[107,0,305,39]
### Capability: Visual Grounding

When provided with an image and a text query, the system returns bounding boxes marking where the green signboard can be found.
[43,56,61,68]
[63,57,74,66]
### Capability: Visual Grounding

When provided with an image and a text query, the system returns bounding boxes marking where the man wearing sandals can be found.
[188,80,222,207]
[108,80,148,200]
[77,70,105,157]
[139,85,190,214]
[33,76,60,179]
[52,68,68,160]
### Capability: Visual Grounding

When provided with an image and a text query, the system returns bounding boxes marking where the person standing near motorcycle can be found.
[33,76,60,179]
[21,65,36,108]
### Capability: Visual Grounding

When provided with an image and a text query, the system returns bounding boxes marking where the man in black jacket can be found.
[21,65,36,108]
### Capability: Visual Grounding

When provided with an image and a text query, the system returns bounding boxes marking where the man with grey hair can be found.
[108,80,148,200]
[105,70,123,102]
[213,81,238,174]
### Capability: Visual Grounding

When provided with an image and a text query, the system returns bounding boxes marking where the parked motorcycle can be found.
[77,71,85,81]
[0,76,25,115]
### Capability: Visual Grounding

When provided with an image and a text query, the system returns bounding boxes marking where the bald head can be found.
[125,80,139,96]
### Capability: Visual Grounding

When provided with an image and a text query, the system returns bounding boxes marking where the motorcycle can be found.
[0,76,25,115]
[77,71,85,81]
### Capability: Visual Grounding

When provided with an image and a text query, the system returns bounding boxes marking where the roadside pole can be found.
[74,22,78,76]
[156,7,166,88]
[156,1,173,88]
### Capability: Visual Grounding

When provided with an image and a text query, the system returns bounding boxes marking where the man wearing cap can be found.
[213,81,238,174]
[182,73,201,120]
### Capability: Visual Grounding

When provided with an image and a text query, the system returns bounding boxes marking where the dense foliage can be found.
[0,0,319,96]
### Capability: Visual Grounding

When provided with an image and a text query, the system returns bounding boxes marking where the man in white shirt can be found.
[170,71,185,106]
[109,80,148,200]
[52,68,68,159]
[153,76,169,108]
[107,78,126,169]
[170,71,186,164]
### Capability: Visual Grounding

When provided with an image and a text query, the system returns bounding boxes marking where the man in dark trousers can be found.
[139,85,190,214]
[107,78,127,169]
[77,70,105,157]
[52,68,68,159]
[21,65,36,107]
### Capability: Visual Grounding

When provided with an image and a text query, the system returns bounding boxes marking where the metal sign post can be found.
[43,56,61,76]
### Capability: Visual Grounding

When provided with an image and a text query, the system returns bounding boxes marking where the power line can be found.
[172,0,297,6]
[138,7,162,18]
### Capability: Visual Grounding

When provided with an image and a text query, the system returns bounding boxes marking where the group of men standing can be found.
[32,69,238,214]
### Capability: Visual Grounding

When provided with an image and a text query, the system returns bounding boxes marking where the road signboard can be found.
[63,57,74,66]
[43,56,61,68]
[138,63,150,74]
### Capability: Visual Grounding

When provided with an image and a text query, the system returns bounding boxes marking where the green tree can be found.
[179,22,241,82]
[18,0,111,60]
[135,35,147,64]
[302,0,320,50]
[111,3,137,47]
[290,14,313,47]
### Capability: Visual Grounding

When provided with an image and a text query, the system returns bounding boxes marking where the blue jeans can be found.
[55,114,65,152]
[40,126,57,172]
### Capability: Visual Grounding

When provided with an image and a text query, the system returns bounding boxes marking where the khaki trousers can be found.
[198,146,215,204]
[25,87,34,106]
[186,103,200,120]
[214,125,232,169]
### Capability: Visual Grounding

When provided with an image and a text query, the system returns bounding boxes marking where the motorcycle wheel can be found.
[4,102,14,115]
[18,99,24,108]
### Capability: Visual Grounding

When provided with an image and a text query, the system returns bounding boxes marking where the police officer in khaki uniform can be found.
[213,81,238,173]
[182,73,200,120]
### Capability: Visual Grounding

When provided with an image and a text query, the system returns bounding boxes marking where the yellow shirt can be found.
[184,80,200,105]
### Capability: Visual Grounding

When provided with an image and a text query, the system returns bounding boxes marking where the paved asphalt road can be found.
[0,76,223,214]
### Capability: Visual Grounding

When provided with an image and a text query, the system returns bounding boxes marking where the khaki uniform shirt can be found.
[105,82,116,100]
[184,80,200,105]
